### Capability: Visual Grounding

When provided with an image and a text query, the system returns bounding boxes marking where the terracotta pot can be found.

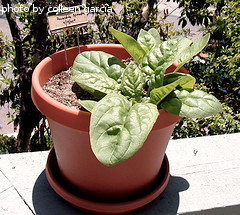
[31,44,183,213]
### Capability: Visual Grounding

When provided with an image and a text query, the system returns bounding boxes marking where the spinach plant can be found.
[71,28,222,166]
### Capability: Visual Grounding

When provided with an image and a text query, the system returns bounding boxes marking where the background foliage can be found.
[0,134,16,154]
[171,0,240,138]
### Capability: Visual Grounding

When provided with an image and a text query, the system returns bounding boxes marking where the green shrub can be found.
[0,133,53,154]
[0,135,17,154]
[173,104,240,139]
[171,0,240,139]
[172,0,240,112]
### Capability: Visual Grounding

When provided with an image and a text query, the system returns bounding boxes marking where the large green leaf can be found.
[72,51,125,83]
[140,38,192,89]
[120,62,144,101]
[161,89,223,118]
[90,93,158,166]
[110,27,146,64]
[150,75,196,105]
[137,28,161,52]
[174,33,210,72]
[71,73,119,96]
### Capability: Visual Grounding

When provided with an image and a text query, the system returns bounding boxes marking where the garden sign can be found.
[47,5,88,68]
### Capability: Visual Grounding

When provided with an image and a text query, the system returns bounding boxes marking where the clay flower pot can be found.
[31,44,183,214]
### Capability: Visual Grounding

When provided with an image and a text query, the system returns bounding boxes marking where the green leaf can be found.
[163,72,196,88]
[148,28,161,43]
[163,72,188,85]
[71,73,119,97]
[140,38,192,89]
[120,62,144,101]
[72,51,125,83]
[137,28,161,52]
[90,93,158,166]
[174,33,210,72]
[150,75,196,105]
[161,89,223,118]
[71,51,125,97]
[110,27,146,64]
[78,99,97,112]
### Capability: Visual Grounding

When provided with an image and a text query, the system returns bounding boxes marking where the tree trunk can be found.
[132,0,157,38]
[2,0,44,152]
[2,0,83,152]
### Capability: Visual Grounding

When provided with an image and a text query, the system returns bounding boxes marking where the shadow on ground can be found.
[32,171,189,215]
[132,175,189,215]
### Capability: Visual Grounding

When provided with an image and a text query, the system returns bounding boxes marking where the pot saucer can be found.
[45,148,170,214]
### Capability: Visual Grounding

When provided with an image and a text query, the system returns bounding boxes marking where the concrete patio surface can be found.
[0,133,240,215]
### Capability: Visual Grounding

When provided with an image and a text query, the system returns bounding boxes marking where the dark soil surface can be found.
[43,58,133,110]
[43,68,83,110]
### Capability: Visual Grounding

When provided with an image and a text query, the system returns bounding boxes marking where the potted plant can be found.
[31,28,222,214]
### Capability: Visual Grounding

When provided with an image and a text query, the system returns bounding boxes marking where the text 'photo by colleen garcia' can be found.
[0,3,113,15]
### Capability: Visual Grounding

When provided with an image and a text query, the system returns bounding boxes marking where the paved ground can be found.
[0,133,240,215]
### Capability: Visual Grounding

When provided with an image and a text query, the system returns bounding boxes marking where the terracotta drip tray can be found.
[45,148,170,214]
